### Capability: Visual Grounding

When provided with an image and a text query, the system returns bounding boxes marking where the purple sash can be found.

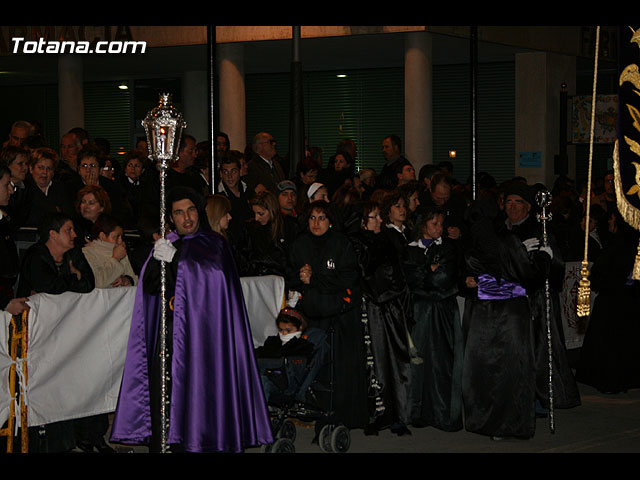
[477,274,527,300]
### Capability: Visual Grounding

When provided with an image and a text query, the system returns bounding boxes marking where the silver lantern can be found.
[142,93,187,453]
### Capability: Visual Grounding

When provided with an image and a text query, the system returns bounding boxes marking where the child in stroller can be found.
[256,307,328,406]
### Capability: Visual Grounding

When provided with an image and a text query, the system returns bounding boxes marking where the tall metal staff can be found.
[142,93,187,453]
[536,190,555,434]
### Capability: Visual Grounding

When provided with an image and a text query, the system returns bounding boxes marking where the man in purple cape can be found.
[110,187,273,452]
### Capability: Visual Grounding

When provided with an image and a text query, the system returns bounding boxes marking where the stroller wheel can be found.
[318,424,333,452]
[330,425,350,453]
[278,419,297,441]
[271,438,296,453]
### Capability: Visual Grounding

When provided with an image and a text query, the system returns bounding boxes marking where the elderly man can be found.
[110,186,273,453]
[3,120,32,148]
[58,131,83,176]
[245,132,285,195]
[462,181,580,441]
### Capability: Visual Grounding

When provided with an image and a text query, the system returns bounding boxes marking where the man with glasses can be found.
[245,132,285,195]
[68,145,132,225]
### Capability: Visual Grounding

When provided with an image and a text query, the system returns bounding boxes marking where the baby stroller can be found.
[258,325,352,454]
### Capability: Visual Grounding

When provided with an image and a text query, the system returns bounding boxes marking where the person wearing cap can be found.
[277,180,303,253]
[499,180,581,416]
[110,186,273,453]
[277,180,298,217]
[462,181,579,441]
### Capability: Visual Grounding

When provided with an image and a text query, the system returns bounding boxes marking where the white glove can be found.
[522,237,540,252]
[539,245,553,259]
[153,238,177,262]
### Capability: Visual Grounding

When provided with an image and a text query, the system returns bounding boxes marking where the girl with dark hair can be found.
[403,206,463,432]
[319,150,355,199]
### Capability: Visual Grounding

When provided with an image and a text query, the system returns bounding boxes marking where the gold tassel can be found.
[576,260,592,317]
[634,239,640,281]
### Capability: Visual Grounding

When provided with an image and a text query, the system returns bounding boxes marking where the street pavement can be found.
[107,382,640,454]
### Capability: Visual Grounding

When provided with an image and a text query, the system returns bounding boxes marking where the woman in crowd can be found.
[74,184,112,248]
[349,200,413,436]
[240,190,287,277]
[399,181,422,239]
[0,165,27,317]
[0,145,30,231]
[287,200,367,431]
[403,207,463,432]
[320,150,355,199]
[24,147,75,228]
[331,183,362,235]
[293,156,320,201]
[82,213,137,289]
[205,194,233,240]
[380,189,410,258]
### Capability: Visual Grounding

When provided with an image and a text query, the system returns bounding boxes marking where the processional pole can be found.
[536,190,555,434]
[470,26,478,201]
[208,25,218,194]
[577,26,601,318]
[142,93,187,453]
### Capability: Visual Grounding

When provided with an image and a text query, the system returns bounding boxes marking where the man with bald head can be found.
[245,132,285,195]
[3,120,32,148]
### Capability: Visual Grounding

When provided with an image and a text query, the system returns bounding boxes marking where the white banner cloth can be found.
[1,275,284,427]
[25,287,136,426]
[240,275,283,348]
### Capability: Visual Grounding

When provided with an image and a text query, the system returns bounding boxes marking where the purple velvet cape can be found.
[110,230,273,452]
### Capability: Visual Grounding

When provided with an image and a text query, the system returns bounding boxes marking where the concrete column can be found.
[515,52,576,187]
[182,70,209,144]
[58,54,84,137]
[217,43,245,152]
[404,31,433,173]
[217,43,246,151]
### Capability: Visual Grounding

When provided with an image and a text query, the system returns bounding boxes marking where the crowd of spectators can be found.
[1,120,639,450]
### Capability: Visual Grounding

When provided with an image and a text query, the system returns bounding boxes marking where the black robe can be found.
[287,229,368,429]
[349,228,413,428]
[404,237,463,431]
[497,215,581,411]
[576,228,640,393]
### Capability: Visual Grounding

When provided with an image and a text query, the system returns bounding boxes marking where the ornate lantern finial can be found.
[142,93,187,169]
